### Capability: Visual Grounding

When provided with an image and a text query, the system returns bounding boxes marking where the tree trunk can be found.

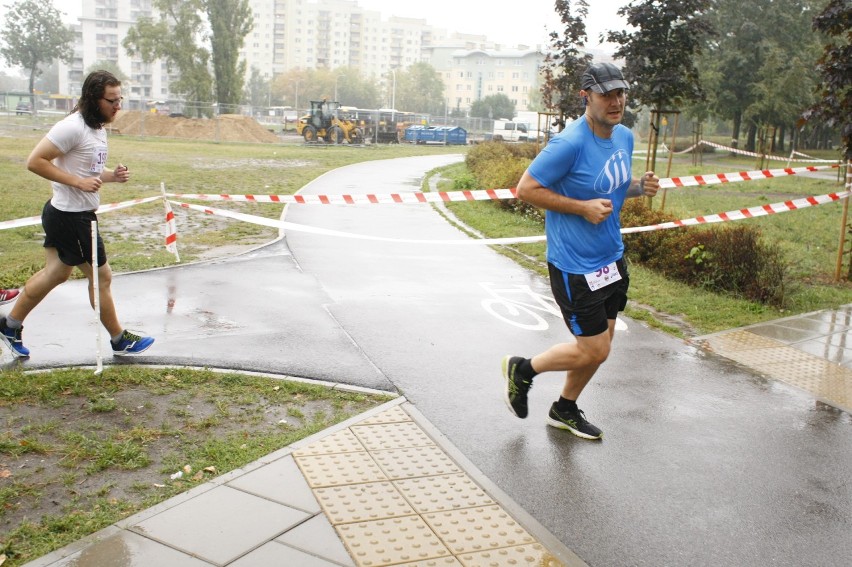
[732,111,742,151]
[746,124,757,152]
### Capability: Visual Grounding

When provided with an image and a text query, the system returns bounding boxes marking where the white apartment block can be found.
[58,0,546,113]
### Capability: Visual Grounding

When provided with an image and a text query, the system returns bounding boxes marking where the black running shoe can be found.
[547,402,603,440]
[502,355,532,418]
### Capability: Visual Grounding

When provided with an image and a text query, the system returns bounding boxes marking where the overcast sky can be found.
[45,0,629,52]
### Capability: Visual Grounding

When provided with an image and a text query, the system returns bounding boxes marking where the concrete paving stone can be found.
[335,515,452,566]
[130,485,310,565]
[422,505,535,555]
[351,421,435,450]
[370,446,462,480]
[228,541,343,567]
[390,558,463,567]
[276,514,356,566]
[226,454,321,513]
[456,543,562,567]
[296,451,388,487]
[358,405,413,425]
[393,473,495,514]
[293,428,367,456]
[41,530,214,567]
[748,324,817,343]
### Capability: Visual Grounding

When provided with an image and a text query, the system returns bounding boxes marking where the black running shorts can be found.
[41,200,107,267]
[548,258,629,337]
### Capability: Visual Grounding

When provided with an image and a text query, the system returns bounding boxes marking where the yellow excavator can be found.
[296,100,364,144]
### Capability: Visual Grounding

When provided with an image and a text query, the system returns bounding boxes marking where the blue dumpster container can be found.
[404,125,467,145]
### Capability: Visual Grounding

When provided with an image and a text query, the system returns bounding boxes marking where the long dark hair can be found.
[73,70,121,129]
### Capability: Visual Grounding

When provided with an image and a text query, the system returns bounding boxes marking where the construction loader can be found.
[296,100,364,144]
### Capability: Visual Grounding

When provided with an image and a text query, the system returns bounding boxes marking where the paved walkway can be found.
[9,155,852,567]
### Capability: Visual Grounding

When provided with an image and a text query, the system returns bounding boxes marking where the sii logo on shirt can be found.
[594,150,630,195]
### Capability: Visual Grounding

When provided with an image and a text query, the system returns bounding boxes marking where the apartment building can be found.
[58,0,546,113]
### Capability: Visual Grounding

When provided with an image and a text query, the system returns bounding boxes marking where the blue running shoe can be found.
[111,330,155,356]
[0,317,30,357]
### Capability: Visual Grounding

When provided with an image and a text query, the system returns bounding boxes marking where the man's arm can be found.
[516,169,614,225]
[26,137,103,193]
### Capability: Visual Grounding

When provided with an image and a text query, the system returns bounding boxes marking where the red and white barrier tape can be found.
[0,196,161,230]
[168,200,546,245]
[622,191,850,233]
[660,163,839,189]
[169,190,849,243]
[697,140,837,163]
[163,164,838,204]
[164,188,519,205]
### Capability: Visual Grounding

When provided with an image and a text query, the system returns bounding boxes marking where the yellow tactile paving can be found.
[458,545,561,567]
[336,515,453,566]
[296,451,388,488]
[394,473,495,514]
[352,421,436,450]
[697,329,852,409]
[422,506,536,554]
[293,404,569,567]
[315,481,417,523]
[371,446,463,480]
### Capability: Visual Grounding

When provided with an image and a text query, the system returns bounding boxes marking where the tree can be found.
[395,63,446,114]
[0,0,74,95]
[700,0,822,152]
[803,0,851,160]
[541,0,592,124]
[607,0,714,169]
[469,94,515,119]
[123,0,213,114]
[332,68,381,109]
[243,66,270,107]
[206,0,253,112]
[86,60,129,84]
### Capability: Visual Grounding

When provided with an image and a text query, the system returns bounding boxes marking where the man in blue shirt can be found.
[502,62,659,440]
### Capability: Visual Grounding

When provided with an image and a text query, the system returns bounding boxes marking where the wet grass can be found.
[0,366,393,565]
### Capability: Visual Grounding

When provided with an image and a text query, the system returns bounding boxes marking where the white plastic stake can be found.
[92,220,103,375]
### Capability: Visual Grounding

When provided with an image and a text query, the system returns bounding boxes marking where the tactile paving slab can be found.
[457,544,561,567]
[423,506,536,554]
[352,421,436,451]
[291,402,569,567]
[335,515,453,567]
[315,481,417,524]
[394,473,495,514]
[696,329,852,409]
[295,452,388,487]
[294,428,366,456]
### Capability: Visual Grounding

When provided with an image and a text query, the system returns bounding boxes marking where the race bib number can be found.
[90,144,108,173]
[584,261,622,291]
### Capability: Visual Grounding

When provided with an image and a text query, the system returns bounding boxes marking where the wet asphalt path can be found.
[4,154,851,566]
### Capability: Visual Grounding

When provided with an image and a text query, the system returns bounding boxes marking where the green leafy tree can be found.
[206,0,253,111]
[86,60,129,83]
[469,93,515,119]
[123,0,213,112]
[243,66,270,107]
[607,0,714,169]
[395,62,445,114]
[700,0,822,151]
[802,0,851,160]
[0,0,74,94]
[540,0,592,124]
[332,67,381,109]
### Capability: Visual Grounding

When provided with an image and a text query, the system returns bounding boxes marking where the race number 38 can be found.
[584,261,623,291]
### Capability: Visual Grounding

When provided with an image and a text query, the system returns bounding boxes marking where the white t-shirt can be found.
[46,112,108,212]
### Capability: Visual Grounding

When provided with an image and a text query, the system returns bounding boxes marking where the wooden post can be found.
[661,112,679,211]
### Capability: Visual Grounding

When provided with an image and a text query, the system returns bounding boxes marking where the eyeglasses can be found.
[102,96,124,106]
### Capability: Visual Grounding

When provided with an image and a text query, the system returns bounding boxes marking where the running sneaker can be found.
[502,355,532,418]
[111,330,155,355]
[546,402,603,440]
[0,317,30,357]
[0,288,20,306]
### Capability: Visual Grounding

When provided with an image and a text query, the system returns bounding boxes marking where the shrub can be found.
[622,200,787,306]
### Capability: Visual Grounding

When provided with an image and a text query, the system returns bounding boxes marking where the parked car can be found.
[15,101,32,115]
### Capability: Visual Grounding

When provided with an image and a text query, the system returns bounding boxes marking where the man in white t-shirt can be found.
[0,70,154,358]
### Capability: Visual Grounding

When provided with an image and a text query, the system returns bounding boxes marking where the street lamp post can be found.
[334,75,340,102]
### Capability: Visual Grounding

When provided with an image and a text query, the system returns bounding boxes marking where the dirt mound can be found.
[111,111,279,143]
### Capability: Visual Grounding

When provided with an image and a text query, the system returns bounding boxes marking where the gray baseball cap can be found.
[581,62,629,94]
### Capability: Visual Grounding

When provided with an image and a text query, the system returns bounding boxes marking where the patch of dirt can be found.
[110,111,280,144]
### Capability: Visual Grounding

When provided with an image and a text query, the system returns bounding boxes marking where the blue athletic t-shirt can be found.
[526,117,634,274]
